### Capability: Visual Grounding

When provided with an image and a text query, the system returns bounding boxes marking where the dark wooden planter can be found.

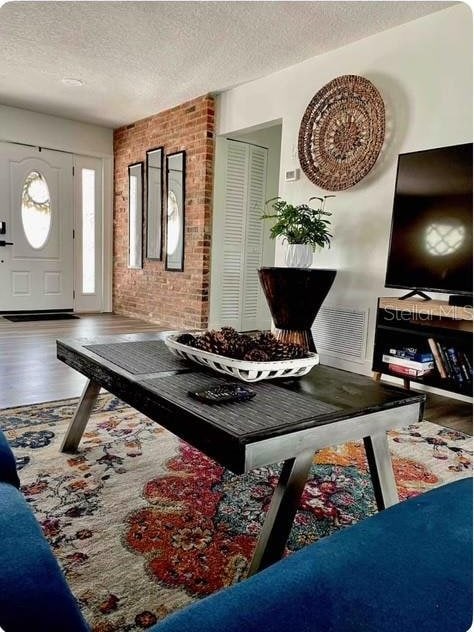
[258,267,337,352]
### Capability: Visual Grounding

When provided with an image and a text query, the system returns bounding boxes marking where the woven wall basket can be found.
[298,75,385,191]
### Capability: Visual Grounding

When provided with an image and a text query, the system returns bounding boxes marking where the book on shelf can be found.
[388,363,432,378]
[461,351,472,382]
[382,354,434,371]
[427,337,473,386]
[458,352,473,387]
[427,338,448,379]
[462,352,473,377]
[387,347,433,363]
[446,347,472,388]
[437,342,454,377]
[446,347,465,385]
[460,360,471,383]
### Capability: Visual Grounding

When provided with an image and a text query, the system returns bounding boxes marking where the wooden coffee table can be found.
[57,332,425,575]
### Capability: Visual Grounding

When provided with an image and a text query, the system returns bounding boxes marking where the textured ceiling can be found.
[0,1,455,128]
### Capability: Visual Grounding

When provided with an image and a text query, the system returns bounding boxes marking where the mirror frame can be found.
[165,150,186,272]
[128,161,144,269]
[145,146,164,260]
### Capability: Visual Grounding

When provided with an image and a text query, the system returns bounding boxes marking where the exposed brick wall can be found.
[113,95,215,329]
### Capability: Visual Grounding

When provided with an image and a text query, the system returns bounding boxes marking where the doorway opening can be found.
[209,122,282,331]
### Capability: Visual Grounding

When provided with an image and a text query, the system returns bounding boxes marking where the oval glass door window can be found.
[21,171,52,249]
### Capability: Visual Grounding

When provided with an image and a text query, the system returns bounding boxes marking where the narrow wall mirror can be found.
[165,151,186,271]
[128,162,143,269]
[146,147,163,259]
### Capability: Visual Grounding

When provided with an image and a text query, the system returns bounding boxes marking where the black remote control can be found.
[188,383,256,404]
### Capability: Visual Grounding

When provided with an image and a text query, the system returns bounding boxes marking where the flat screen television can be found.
[385,143,473,296]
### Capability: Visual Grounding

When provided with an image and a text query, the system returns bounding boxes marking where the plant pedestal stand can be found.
[258,267,337,352]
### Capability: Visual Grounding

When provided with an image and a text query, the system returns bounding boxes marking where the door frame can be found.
[73,155,104,313]
[209,135,276,330]
[0,139,113,314]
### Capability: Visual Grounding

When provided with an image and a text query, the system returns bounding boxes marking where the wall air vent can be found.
[312,305,369,361]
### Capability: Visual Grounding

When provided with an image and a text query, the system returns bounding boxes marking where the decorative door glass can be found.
[21,170,51,249]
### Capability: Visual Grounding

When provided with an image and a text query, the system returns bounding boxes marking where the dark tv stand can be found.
[400,290,431,301]
[372,297,473,396]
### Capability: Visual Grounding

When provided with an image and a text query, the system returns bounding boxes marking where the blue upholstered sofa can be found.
[0,427,472,632]
[154,476,473,632]
[0,430,89,632]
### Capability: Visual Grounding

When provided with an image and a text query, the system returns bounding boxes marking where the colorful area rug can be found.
[1,395,471,632]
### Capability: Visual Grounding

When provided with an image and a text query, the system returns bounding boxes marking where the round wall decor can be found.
[298,75,385,191]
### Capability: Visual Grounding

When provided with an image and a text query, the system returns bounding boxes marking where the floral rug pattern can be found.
[0,395,471,631]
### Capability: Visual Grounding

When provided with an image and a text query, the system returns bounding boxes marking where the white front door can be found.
[0,143,74,311]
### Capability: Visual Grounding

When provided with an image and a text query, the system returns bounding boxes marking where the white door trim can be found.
[73,154,112,313]
[73,155,104,312]
[102,157,113,313]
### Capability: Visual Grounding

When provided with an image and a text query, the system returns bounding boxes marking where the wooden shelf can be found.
[373,297,472,397]
[373,361,473,397]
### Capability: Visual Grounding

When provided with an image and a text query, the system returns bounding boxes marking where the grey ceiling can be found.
[0,1,455,128]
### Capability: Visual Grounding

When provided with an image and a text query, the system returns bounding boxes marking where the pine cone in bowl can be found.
[276,342,307,360]
[221,326,239,341]
[175,333,198,347]
[227,334,253,359]
[243,348,271,362]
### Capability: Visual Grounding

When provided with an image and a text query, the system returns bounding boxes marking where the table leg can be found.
[364,432,399,511]
[247,449,315,576]
[60,379,101,453]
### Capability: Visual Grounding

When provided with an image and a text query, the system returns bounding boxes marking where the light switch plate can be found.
[284,168,300,181]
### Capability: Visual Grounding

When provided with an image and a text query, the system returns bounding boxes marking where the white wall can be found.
[0,104,113,157]
[0,103,114,310]
[215,4,472,374]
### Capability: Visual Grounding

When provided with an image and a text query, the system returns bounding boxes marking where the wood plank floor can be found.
[420,391,472,435]
[0,313,163,408]
[0,313,471,435]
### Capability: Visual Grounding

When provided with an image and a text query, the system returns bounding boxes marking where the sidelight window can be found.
[81,169,96,293]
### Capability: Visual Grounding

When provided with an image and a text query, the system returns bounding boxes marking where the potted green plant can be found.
[261,195,334,268]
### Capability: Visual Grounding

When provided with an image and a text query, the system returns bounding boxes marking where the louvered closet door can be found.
[241,144,267,331]
[220,140,247,328]
[218,140,267,331]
